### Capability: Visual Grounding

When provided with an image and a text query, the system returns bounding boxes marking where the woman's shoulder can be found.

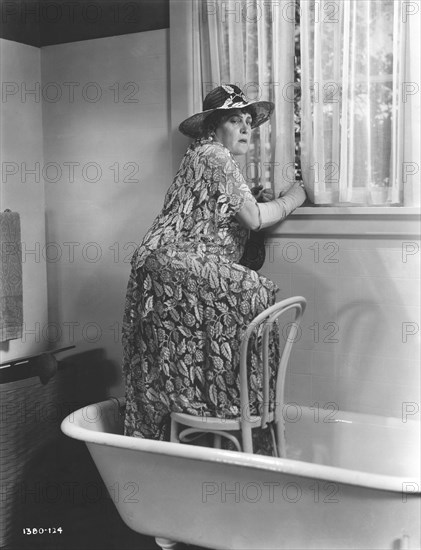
[189,137,229,155]
[189,138,234,166]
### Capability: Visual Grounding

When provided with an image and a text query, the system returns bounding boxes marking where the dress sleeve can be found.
[204,144,255,219]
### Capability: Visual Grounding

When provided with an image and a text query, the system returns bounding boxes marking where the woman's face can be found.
[214,109,252,156]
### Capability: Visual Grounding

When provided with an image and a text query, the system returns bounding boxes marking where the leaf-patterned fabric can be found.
[122,138,280,447]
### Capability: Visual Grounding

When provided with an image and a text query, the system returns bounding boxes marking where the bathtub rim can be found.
[60,400,420,495]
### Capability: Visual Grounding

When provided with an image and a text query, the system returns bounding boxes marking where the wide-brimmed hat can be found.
[178,84,274,138]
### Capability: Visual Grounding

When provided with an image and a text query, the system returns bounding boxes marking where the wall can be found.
[260,208,421,419]
[1,32,169,550]
[41,30,170,394]
[168,0,421,423]
[0,38,49,361]
[2,19,419,420]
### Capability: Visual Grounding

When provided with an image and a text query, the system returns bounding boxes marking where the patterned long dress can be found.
[122,137,280,447]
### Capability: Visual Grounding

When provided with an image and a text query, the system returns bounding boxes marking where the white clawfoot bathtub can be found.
[61,398,420,550]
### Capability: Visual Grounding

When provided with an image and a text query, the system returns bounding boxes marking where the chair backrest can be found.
[239,296,307,457]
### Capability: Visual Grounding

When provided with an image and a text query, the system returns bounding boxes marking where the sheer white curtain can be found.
[195,0,296,196]
[301,0,420,206]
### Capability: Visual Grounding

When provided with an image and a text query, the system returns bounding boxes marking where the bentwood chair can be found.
[170,296,307,458]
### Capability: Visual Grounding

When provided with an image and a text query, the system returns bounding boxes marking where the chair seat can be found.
[170,296,306,456]
[171,411,274,432]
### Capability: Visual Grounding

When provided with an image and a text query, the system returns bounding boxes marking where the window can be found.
[196,0,420,207]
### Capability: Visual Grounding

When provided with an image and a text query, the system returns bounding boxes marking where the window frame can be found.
[169,1,420,219]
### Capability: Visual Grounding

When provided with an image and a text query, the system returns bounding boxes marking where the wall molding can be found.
[268,207,421,238]
[169,1,196,176]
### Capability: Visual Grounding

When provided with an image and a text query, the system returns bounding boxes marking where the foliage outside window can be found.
[199,0,419,207]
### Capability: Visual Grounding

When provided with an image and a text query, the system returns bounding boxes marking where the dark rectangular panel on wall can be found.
[0,0,169,47]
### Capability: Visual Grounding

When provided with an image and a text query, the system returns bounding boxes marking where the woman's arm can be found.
[235,199,262,231]
[236,182,306,231]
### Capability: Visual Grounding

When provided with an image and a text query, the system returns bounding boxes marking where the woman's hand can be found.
[251,185,274,203]
[278,181,307,201]
[237,182,306,232]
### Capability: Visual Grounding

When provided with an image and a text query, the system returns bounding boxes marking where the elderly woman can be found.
[122,85,306,446]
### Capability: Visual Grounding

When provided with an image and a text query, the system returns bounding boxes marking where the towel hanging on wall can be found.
[0,211,23,342]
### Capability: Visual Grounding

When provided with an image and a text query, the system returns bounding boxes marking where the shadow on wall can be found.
[0,340,10,353]
[1,348,156,550]
[265,234,421,418]
[57,348,121,404]
[5,347,206,550]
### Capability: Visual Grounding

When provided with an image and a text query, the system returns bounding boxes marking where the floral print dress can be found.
[122,137,280,449]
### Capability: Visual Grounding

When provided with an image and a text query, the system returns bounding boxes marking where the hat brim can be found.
[178,100,275,139]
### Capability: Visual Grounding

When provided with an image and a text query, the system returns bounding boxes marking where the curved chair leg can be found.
[155,537,178,550]
[170,418,180,443]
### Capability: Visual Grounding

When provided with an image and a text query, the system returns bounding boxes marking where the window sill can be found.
[292,206,421,216]
[266,206,421,238]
